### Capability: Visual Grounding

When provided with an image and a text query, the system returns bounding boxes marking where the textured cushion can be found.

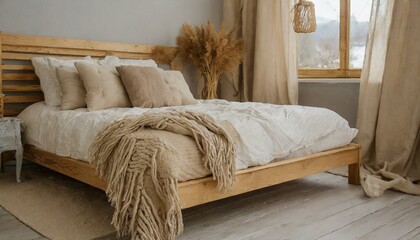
[31,56,97,107]
[56,67,87,110]
[99,56,158,68]
[75,62,131,111]
[162,70,197,105]
[116,66,174,108]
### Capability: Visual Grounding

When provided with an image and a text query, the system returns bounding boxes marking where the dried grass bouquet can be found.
[176,22,244,99]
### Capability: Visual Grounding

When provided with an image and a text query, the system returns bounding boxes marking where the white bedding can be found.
[18,100,357,170]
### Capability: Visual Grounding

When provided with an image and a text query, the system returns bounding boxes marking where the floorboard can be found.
[0,171,419,240]
[0,207,45,240]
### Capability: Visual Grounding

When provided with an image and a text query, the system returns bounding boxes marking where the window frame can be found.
[298,0,362,78]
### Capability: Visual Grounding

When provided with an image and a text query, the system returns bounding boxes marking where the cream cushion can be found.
[161,70,197,105]
[75,62,131,111]
[116,66,174,108]
[56,67,87,110]
[31,56,97,107]
[99,56,158,68]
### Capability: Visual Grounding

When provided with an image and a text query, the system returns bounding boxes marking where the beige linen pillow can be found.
[31,56,97,107]
[161,70,197,105]
[116,66,175,108]
[75,62,131,111]
[57,66,87,110]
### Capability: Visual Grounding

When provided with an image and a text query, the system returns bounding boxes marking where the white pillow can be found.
[32,56,98,107]
[99,56,158,68]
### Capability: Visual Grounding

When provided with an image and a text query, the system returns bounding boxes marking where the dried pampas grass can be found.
[151,46,178,65]
[177,22,244,99]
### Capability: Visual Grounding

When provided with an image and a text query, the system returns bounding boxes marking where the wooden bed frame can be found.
[0,33,361,209]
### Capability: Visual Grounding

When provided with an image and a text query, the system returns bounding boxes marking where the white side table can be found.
[0,117,23,182]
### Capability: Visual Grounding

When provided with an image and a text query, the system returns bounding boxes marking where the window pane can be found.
[349,0,373,68]
[298,0,340,69]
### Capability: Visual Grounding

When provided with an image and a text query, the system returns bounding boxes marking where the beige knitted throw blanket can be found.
[89,111,236,240]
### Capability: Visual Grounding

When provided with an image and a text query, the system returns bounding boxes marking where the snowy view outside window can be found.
[349,0,372,68]
[298,0,372,69]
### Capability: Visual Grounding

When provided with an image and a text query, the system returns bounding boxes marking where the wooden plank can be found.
[0,212,44,240]
[2,73,37,81]
[178,144,360,208]
[2,45,108,57]
[1,65,34,71]
[340,0,350,71]
[359,206,420,240]
[23,144,360,209]
[103,52,152,60]
[4,95,43,103]
[1,33,155,53]
[1,52,86,61]
[2,85,41,92]
[348,162,361,184]
[180,175,407,240]
[2,51,152,61]
[397,227,420,240]
[239,190,407,240]
[23,145,108,191]
[4,108,25,116]
[298,69,361,78]
[2,45,153,60]
[319,196,420,240]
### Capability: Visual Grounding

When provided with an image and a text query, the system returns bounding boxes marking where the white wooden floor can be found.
[1,172,419,240]
[0,207,46,240]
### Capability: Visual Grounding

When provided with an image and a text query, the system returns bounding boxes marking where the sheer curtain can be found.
[356,0,420,197]
[221,0,298,104]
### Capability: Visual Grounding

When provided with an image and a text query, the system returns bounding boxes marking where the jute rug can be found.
[0,165,117,240]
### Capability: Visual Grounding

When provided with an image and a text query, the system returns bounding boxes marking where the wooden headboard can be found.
[0,33,174,117]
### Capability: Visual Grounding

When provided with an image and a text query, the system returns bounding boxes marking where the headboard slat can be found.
[0,33,176,117]
[4,109,25,116]
[3,45,109,57]
[3,85,41,92]
[2,51,153,61]
[4,95,44,104]
[1,34,155,53]
[3,73,37,81]
[2,65,34,71]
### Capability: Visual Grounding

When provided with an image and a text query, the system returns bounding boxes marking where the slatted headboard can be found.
[0,33,174,117]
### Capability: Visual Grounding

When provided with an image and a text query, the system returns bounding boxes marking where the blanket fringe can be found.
[89,111,236,239]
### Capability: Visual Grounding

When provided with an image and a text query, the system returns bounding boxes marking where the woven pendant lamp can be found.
[292,0,317,33]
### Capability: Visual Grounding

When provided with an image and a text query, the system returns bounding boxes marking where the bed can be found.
[0,33,361,211]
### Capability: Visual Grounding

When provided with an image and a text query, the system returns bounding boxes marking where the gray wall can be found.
[0,0,222,46]
[299,81,359,127]
[0,0,222,94]
[0,0,359,127]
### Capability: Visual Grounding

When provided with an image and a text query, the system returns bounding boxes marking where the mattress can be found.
[18,100,357,171]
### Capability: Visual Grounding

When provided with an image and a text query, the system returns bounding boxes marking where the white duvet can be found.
[18,100,357,170]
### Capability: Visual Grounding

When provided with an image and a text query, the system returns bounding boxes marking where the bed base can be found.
[24,144,360,209]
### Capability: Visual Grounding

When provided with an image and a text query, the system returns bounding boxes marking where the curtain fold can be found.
[221,0,298,105]
[356,0,420,197]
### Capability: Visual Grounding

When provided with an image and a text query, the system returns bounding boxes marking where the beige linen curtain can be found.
[220,0,298,104]
[356,0,420,197]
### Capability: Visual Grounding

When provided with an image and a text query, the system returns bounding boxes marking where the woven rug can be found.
[0,164,117,240]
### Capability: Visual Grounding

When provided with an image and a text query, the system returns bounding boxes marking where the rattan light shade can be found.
[292,0,317,33]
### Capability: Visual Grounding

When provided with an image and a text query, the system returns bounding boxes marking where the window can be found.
[298,0,372,78]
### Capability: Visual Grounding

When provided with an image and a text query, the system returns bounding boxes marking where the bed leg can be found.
[348,163,360,185]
